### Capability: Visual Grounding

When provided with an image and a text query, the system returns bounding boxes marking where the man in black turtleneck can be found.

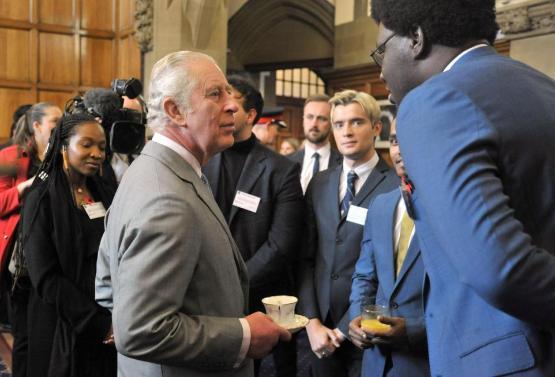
[203,76,304,377]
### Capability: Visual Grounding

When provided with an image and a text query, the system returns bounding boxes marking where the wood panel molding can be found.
[0,0,142,141]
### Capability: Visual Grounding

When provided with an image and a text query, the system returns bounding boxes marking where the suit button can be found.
[335,237,342,244]
[3,235,7,240]
[391,302,399,309]
[331,273,339,280]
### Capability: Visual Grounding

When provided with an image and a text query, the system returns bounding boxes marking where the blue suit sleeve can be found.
[348,211,379,322]
[397,84,555,329]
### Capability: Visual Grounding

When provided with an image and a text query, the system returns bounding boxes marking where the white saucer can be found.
[281,314,309,333]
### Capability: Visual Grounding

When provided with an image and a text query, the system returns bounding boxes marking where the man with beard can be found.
[289,94,342,193]
[370,0,555,375]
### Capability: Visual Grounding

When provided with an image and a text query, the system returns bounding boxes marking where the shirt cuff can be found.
[234,318,251,368]
[334,327,346,341]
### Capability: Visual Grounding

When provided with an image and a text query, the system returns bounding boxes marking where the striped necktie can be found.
[340,170,358,216]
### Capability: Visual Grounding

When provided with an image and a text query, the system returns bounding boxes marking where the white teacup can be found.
[261,295,298,326]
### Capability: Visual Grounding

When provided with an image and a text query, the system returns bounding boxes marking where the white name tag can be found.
[346,205,368,226]
[232,191,260,213]
[83,202,107,220]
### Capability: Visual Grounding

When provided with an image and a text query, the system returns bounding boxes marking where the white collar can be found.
[443,44,489,72]
[342,152,379,177]
[304,142,331,159]
[152,132,202,178]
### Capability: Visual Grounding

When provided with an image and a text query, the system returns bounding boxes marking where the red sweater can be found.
[0,144,30,275]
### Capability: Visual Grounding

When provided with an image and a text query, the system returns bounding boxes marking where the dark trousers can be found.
[254,337,298,377]
[308,339,362,377]
[8,277,31,377]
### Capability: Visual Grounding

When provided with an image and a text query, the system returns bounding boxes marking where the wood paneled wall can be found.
[0,0,141,142]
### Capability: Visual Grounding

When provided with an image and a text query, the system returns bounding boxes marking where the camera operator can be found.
[82,83,146,189]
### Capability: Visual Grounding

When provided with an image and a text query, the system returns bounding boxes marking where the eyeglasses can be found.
[369,33,397,67]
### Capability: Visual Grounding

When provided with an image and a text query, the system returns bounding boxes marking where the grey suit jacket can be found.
[97,141,253,377]
[298,159,399,336]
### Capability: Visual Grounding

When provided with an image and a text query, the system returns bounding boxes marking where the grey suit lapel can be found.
[228,143,266,224]
[143,142,249,296]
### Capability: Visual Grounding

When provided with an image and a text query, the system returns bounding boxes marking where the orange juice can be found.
[361,319,391,333]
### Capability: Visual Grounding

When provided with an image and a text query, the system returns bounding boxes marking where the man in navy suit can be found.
[348,119,429,377]
[203,76,304,377]
[297,90,398,377]
[289,94,342,193]
[371,0,555,375]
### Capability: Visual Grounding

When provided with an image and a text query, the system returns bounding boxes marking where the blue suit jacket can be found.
[397,46,555,376]
[349,189,429,377]
[298,159,399,336]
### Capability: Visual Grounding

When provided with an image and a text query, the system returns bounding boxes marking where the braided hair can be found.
[21,113,109,254]
[16,112,111,284]
[35,112,98,184]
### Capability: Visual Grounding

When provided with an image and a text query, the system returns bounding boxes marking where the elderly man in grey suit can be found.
[95,51,290,377]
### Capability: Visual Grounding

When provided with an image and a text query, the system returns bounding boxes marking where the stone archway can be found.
[228,0,334,71]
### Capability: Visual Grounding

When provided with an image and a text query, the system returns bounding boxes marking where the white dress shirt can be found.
[338,153,379,203]
[301,142,332,193]
[152,132,251,368]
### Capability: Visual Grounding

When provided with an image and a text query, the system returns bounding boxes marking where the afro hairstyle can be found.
[371,0,499,47]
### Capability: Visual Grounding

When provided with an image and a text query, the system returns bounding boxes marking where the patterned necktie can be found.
[340,170,358,216]
[312,152,320,178]
[200,174,213,196]
[396,210,414,276]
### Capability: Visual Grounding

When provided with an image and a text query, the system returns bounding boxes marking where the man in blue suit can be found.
[348,119,429,377]
[297,90,398,377]
[370,0,555,375]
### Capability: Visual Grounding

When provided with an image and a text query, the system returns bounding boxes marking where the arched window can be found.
[276,68,326,98]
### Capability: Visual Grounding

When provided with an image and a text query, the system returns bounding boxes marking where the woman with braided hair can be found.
[21,112,116,377]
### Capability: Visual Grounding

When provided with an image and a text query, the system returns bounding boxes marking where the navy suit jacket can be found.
[204,140,304,311]
[298,159,398,336]
[397,46,555,375]
[349,189,429,377]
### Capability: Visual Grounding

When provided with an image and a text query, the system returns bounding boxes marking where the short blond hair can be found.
[329,90,381,124]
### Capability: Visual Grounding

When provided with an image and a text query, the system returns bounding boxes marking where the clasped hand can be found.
[306,318,344,359]
[349,315,407,349]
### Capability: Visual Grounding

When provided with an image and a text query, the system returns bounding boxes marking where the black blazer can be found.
[297,159,399,335]
[204,140,305,310]
[288,146,343,172]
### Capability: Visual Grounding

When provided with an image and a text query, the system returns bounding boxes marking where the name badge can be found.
[83,202,107,220]
[232,191,260,213]
[346,205,367,226]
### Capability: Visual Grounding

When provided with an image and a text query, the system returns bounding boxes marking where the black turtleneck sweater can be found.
[216,133,257,220]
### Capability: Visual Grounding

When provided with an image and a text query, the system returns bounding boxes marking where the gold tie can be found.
[396,211,414,276]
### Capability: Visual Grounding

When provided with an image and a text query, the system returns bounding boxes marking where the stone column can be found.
[142,0,229,95]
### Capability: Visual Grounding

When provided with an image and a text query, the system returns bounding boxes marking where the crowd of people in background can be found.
[0,1,554,377]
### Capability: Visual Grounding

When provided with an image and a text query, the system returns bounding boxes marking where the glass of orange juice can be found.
[360,304,391,334]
